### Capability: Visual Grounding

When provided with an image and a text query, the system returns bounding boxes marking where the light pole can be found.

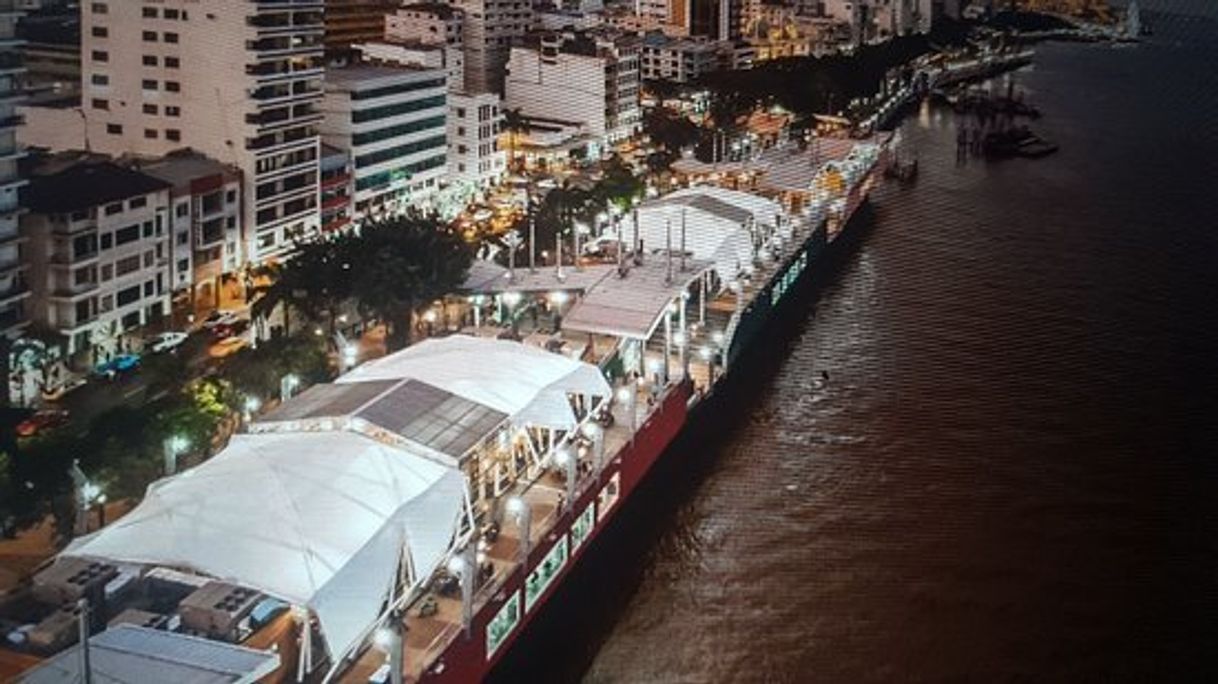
[504,230,523,283]
[280,373,300,402]
[163,435,189,476]
[582,422,604,471]
[505,495,532,565]
[617,386,636,437]
[554,447,576,513]
[242,396,261,424]
[373,622,403,684]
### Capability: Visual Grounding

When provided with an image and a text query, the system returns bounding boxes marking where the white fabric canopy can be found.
[338,335,611,430]
[64,431,465,662]
[630,197,755,284]
[667,185,785,230]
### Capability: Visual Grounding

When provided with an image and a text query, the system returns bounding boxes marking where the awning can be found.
[65,431,466,662]
[561,258,714,340]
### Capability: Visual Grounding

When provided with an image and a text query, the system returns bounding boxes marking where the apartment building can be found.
[21,160,172,364]
[448,91,504,190]
[504,31,641,148]
[325,0,399,57]
[387,4,465,48]
[319,143,354,233]
[136,152,243,312]
[80,0,325,265]
[320,65,448,222]
[1,0,28,340]
[450,0,532,93]
[639,32,721,83]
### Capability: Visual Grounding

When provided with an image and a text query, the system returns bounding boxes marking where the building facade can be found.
[21,160,173,364]
[319,143,354,234]
[505,31,641,148]
[136,152,244,313]
[639,33,721,83]
[80,0,325,265]
[448,91,505,190]
[320,65,448,222]
[450,0,532,93]
[324,0,398,58]
[0,0,28,340]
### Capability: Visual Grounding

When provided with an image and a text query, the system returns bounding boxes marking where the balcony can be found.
[50,281,98,300]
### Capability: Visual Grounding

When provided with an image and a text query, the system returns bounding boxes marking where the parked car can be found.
[93,353,141,379]
[16,409,70,438]
[148,331,189,354]
[40,376,87,402]
[201,309,240,330]
[211,319,250,340]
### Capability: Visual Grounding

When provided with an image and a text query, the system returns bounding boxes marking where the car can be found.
[40,376,87,402]
[209,335,248,358]
[211,319,249,340]
[93,353,141,379]
[148,331,189,354]
[16,409,70,438]
[201,309,240,330]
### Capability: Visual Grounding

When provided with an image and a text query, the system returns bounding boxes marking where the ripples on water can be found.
[492,5,1218,682]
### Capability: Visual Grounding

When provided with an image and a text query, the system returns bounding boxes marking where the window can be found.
[142,30,157,42]
[144,129,158,139]
[91,74,109,86]
[116,285,140,307]
[115,254,141,276]
[176,232,188,246]
[166,129,181,142]
[92,98,109,110]
[165,56,180,69]
[142,221,153,238]
[163,32,179,44]
[143,103,157,115]
[72,234,97,259]
[92,26,108,38]
[92,50,108,63]
[129,197,147,210]
[91,3,107,14]
[165,106,181,117]
[142,7,157,18]
[100,264,112,281]
[75,300,92,323]
[142,55,157,66]
[165,81,180,93]
[226,190,237,204]
[456,108,466,118]
[164,9,180,19]
[177,258,189,272]
[175,203,189,218]
[100,233,112,250]
[143,281,154,297]
[115,225,140,245]
[143,251,154,268]
[142,79,157,91]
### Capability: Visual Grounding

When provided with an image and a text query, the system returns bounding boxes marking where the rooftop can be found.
[134,150,237,188]
[17,625,280,684]
[22,161,172,214]
[324,63,444,89]
[398,2,458,19]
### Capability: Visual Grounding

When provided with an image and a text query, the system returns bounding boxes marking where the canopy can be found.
[65,431,466,662]
[338,335,611,430]
[629,192,756,283]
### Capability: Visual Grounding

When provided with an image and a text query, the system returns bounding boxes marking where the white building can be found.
[448,91,505,191]
[450,0,532,93]
[21,159,173,364]
[639,33,722,83]
[0,0,29,340]
[320,65,449,222]
[79,0,326,264]
[505,31,641,149]
[135,152,244,312]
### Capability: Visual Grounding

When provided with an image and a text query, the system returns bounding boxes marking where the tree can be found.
[251,234,358,344]
[350,215,474,350]
[502,108,528,173]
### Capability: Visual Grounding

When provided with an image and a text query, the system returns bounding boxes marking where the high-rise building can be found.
[320,65,449,222]
[325,0,398,58]
[451,0,532,93]
[448,91,504,190]
[0,0,29,340]
[505,31,641,148]
[80,0,326,265]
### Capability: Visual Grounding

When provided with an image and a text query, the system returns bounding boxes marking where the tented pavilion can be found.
[61,335,611,679]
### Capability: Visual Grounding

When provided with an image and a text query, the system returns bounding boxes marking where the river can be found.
[492,3,1218,681]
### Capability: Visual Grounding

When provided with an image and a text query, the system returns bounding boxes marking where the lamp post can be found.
[163,435,189,476]
[582,422,604,471]
[242,396,261,424]
[504,229,523,283]
[280,373,300,402]
[554,447,575,513]
[617,386,636,437]
[505,496,532,565]
[373,622,403,684]
[77,599,92,684]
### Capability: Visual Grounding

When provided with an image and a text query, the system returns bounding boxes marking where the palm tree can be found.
[501,108,528,173]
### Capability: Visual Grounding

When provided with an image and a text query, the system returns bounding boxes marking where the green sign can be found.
[571,504,595,553]
[524,536,569,612]
[770,249,809,307]
[485,590,522,659]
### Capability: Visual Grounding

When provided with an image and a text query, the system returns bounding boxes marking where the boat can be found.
[3,137,894,684]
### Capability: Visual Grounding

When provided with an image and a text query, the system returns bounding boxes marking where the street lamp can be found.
[281,374,300,402]
[242,396,261,423]
[553,447,575,513]
[342,344,358,372]
[505,495,531,565]
[617,386,637,437]
[163,435,189,476]
[582,422,604,470]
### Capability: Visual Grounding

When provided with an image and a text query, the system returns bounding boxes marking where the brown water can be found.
[492,5,1218,682]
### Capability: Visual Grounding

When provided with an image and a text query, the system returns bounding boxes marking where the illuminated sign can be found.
[769,249,809,307]
[571,504,595,552]
[524,536,569,612]
[486,590,522,658]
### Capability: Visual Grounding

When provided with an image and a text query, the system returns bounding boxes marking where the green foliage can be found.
[218,334,332,401]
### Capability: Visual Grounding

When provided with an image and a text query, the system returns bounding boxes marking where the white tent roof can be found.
[65,430,466,663]
[629,193,755,283]
[667,185,785,230]
[338,335,611,430]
